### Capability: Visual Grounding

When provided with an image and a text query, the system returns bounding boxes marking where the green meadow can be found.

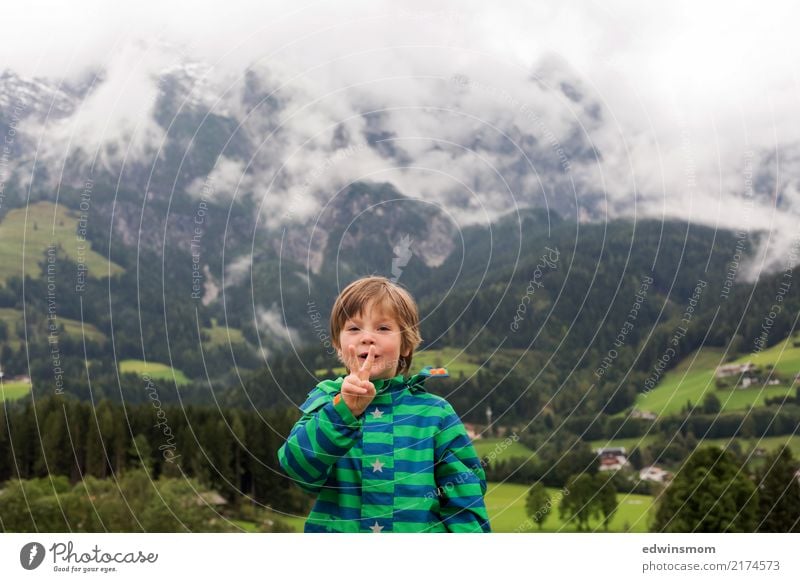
[0,379,33,402]
[589,435,659,452]
[484,481,654,533]
[202,317,248,348]
[696,434,800,456]
[472,436,537,463]
[0,307,106,350]
[119,359,191,386]
[0,201,124,283]
[729,335,800,377]
[632,343,800,416]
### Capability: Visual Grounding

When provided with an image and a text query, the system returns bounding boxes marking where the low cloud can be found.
[2,0,799,277]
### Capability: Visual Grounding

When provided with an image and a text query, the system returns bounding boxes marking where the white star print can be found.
[371,458,385,472]
[370,521,384,533]
[370,407,384,419]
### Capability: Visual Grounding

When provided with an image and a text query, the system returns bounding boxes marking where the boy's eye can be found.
[379,326,390,331]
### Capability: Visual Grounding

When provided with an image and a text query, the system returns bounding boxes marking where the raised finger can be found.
[358,345,375,380]
[347,344,359,372]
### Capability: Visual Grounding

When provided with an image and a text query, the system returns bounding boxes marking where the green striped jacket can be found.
[278,369,491,533]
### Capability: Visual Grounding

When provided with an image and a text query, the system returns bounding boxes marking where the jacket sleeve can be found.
[277,389,362,495]
[433,403,492,532]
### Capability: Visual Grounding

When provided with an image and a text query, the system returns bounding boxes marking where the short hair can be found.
[330,276,422,376]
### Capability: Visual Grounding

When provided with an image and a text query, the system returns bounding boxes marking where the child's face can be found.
[337,301,407,380]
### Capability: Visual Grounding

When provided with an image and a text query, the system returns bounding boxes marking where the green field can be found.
[483,482,654,532]
[588,435,659,452]
[119,359,191,386]
[277,481,654,533]
[0,380,32,402]
[472,437,537,464]
[0,307,106,348]
[60,317,106,343]
[0,201,124,283]
[315,346,485,377]
[589,434,799,458]
[697,434,800,456]
[413,347,484,377]
[202,318,247,348]
[729,335,800,377]
[632,344,800,416]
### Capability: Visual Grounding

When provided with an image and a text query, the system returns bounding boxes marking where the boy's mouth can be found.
[358,352,380,361]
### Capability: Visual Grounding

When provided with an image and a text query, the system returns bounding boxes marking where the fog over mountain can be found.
[2,0,799,278]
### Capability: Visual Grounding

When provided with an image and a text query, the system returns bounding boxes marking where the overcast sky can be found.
[3,0,799,275]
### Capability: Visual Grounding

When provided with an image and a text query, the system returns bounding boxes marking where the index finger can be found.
[347,345,359,373]
[358,345,375,380]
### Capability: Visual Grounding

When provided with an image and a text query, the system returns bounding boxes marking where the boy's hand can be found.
[340,345,377,417]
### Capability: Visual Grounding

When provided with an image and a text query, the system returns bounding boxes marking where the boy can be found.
[278,276,491,533]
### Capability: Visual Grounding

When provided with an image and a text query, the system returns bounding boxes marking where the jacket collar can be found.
[373,373,406,394]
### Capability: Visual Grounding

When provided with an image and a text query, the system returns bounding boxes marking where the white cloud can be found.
[256,304,298,344]
[224,253,252,288]
[3,0,800,275]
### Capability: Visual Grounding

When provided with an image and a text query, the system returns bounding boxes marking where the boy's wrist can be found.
[332,393,362,426]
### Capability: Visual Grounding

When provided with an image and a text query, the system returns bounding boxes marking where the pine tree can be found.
[653,447,758,532]
[702,392,721,414]
[525,482,551,530]
[559,473,600,531]
[595,472,619,531]
[756,445,800,532]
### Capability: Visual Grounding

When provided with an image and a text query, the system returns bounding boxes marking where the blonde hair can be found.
[330,276,422,376]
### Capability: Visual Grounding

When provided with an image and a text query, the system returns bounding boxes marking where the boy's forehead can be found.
[346,299,398,321]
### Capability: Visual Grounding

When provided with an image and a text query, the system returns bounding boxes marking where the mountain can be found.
[1,41,799,418]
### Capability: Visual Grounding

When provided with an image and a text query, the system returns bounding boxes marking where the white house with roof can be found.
[630,408,657,420]
[596,447,629,471]
[640,466,670,483]
[715,362,756,378]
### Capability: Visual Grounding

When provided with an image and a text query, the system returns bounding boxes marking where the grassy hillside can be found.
[202,317,248,348]
[632,342,800,416]
[472,436,537,463]
[589,434,800,458]
[0,379,32,402]
[589,435,659,452]
[0,201,124,283]
[484,482,653,532]
[119,359,191,386]
[728,335,800,377]
[0,307,106,350]
[697,434,800,456]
